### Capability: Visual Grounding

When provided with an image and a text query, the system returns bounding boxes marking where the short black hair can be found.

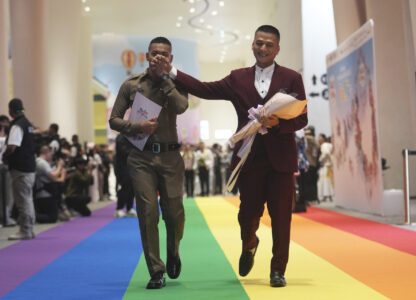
[9,98,24,113]
[0,114,9,123]
[149,37,172,49]
[255,25,280,41]
[49,123,59,133]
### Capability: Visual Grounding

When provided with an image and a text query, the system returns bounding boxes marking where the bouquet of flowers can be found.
[226,92,307,192]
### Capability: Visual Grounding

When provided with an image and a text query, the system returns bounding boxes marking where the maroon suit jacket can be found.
[175,62,308,173]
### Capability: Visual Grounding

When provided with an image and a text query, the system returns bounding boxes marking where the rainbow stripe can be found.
[1,196,415,299]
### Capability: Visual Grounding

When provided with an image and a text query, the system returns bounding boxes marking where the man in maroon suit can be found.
[157,25,307,287]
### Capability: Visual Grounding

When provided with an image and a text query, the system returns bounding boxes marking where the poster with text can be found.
[326,20,383,214]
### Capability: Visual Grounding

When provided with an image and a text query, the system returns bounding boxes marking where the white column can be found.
[45,0,82,139]
[332,0,367,44]
[365,0,416,190]
[9,0,49,128]
[0,0,9,113]
[77,14,94,143]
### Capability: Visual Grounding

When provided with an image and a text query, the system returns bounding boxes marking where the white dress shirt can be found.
[255,63,275,99]
[170,63,275,99]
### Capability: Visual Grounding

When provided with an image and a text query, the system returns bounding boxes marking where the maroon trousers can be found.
[237,154,294,274]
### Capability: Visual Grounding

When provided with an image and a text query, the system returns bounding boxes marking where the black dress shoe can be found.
[167,254,181,279]
[270,271,286,287]
[239,237,259,277]
[146,272,166,289]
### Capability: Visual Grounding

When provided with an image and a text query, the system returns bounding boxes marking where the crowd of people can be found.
[0,99,334,242]
[0,98,115,240]
[0,98,239,241]
[181,141,237,198]
[0,101,334,243]
[294,126,335,212]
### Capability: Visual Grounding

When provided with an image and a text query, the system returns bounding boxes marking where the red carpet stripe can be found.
[301,206,416,256]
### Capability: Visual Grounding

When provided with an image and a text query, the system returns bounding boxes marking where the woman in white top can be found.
[317,134,334,202]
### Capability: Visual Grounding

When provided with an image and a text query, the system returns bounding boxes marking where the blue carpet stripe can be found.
[3,217,142,300]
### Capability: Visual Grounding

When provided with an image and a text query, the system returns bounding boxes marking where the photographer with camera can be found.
[65,156,93,217]
[34,145,67,223]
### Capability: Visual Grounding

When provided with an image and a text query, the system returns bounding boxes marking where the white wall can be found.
[0,0,9,114]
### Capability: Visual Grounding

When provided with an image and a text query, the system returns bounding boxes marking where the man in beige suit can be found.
[109,37,188,289]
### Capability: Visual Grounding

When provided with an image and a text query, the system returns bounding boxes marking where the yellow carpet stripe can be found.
[195,196,387,300]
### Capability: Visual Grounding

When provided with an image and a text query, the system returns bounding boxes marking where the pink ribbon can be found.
[248,104,268,135]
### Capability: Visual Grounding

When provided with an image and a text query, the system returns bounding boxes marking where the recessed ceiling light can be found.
[219,1,225,6]
[82,0,86,3]
[195,29,202,33]
[176,22,181,27]
[178,16,183,21]
[189,0,195,3]
[190,7,196,13]
[245,35,250,40]
[211,10,218,16]
[84,6,90,12]
[199,18,205,23]
[206,24,213,30]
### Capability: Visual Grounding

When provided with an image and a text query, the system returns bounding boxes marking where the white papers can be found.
[124,92,162,151]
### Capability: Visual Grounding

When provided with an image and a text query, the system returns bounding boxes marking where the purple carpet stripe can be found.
[0,203,116,297]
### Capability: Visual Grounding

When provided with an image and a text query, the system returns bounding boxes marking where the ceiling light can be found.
[195,29,202,33]
[220,30,225,37]
[176,22,181,27]
[200,18,205,23]
[84,6,90,12]
[190,7,196,13]
[206,24,213,30]
[245,35,251,40]
[81,0,86,3]
[211,10,218,16]
[178,16,183,21]
[219,1,225,6]
[189,0,195,3]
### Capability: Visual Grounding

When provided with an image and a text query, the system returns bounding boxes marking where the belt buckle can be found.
[152,143,161,154]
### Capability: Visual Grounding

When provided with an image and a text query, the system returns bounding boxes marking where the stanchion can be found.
[403,149,416,225]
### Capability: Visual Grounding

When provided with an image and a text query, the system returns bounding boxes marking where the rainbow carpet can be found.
[1,197,415,299]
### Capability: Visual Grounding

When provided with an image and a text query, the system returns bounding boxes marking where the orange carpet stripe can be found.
[224,196,416,299]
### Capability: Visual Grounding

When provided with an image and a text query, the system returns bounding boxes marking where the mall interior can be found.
[0,0,416,299]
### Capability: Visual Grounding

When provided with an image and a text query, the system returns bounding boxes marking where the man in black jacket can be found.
[3,98,36,240]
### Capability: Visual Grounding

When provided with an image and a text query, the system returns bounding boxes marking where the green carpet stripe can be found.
[123,197,249,300]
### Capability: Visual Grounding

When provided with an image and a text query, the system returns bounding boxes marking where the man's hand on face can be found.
[149,55,165,78]
[153,55,172,75]
[139,117,159,135]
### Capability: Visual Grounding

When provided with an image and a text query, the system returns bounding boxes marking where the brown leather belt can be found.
[143,142,180,153]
